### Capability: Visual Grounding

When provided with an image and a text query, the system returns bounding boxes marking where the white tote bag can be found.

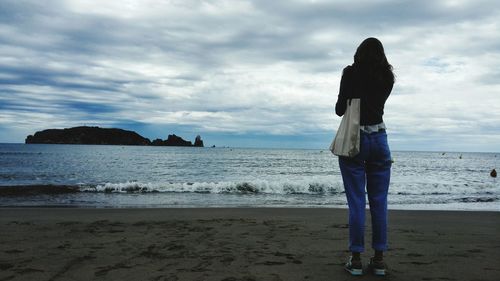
[329,98,361,157]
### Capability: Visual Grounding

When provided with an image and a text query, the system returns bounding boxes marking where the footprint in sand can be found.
[467,249,482,253]
[0,263,14,270]
[331,224,349,229]
[4,249,24,254]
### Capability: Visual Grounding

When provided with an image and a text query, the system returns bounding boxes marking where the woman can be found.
[335,37,394,276]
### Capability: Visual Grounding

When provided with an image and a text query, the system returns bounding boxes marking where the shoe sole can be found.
[373,268,386,276]
[345,267,363,276]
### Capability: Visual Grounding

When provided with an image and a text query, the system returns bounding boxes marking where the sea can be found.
[0,144,498,211]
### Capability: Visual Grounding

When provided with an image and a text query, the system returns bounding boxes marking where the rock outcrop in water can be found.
[25,126,204,147]
[194,135,204,147]
[25,126,151,145]
[151,134,193,146]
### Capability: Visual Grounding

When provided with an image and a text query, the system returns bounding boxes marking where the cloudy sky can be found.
[1,0,499,151]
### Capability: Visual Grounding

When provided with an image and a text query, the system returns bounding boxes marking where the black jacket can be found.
[335,65,393,125]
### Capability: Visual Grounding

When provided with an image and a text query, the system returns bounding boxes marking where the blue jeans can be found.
[339,130,391,253]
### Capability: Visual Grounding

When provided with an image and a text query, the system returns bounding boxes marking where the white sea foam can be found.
[78,180,500,199]
[83,180,345,195]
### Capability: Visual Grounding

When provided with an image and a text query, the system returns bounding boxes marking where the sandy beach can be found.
[0,208,499,281]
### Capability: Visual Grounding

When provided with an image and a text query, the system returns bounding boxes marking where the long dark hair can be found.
[353,37,394,84]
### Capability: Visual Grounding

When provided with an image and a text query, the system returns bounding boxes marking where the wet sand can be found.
[0,208,499,281]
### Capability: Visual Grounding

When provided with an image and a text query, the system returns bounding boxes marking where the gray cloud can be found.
[0,0,499,151]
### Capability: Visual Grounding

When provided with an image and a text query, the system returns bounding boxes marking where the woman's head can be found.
[354,37,388,65]
[353,37,394,83]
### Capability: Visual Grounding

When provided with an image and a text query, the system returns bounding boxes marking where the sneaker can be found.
[369,257,386,276]
[344,256,363,276]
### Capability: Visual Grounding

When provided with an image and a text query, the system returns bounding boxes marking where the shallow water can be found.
[0,144,498,210]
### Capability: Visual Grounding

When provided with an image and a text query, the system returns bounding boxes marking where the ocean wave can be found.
[2,181,498,202]
[457,197,498,203]
[0,180,345,196]
[85,180,345,195]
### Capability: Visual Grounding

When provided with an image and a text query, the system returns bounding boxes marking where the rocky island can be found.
[25,126,204,147]
[151,134,204,147]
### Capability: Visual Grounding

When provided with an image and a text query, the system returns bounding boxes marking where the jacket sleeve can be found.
[335,66,352,117]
